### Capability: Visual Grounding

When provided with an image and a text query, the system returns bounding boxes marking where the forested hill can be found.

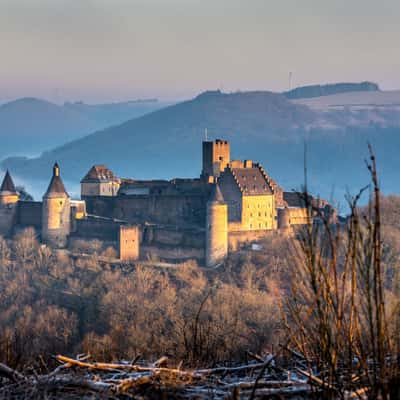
[1,90,316,181]
[2,89,400,202]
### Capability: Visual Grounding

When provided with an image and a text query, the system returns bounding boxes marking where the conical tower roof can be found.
[208,183,225,204]
[43,162,69,198]
[0,170,17,195]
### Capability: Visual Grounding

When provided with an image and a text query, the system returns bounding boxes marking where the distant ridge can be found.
[284,81,379,100]
[0,97,170,158]
[2,87,400,202]
[0,90,316,182]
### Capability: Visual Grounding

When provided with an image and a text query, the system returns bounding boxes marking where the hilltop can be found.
[2,88,400,201]
[1,90,315,180]
[284,81,379,99]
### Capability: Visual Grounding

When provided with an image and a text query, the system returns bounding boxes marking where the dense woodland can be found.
[0,175,399,397]
[0,228,290,369]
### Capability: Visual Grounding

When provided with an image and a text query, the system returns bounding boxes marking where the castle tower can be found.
[42,163,70,247]
[0,170,19,236]
[119,225,140,261]
[201,139,230,181]
[0,170,19,205]
[205,184,228,267]
[277,207,291,230]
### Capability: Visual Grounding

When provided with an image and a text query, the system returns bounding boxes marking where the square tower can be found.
[118,225,140,261]
[201,139,230,181]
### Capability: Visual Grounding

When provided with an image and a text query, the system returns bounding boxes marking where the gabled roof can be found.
[0,170,17,194]
[81,165,116,182]
[44,163,69,198]
[230,165,273,196]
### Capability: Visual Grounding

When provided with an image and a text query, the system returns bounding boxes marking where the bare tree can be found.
[284,147,400,399]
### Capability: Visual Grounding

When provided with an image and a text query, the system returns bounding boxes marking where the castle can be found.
[0,139,335,266]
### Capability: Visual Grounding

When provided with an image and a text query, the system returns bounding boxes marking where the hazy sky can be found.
[1,0,399,103]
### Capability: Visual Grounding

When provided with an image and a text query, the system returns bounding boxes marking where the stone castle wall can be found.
[287,207,309,225]
[114,195,206,226]
[17,201,42,229]
[0,203,18,237]
[85,194,207,227]
[81,181,119,197]
[228,229,278,252]
[73,216,121,241]
[143,225,205,248]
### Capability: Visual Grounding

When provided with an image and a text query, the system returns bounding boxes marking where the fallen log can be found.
[296,367,336,391]
[56,354,200,380]
[41,376,113,392]
[196,360,274,376]
[0,355,325,400]
[0,363,26,382]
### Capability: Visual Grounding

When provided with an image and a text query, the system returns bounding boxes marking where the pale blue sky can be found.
[1,0,399,103]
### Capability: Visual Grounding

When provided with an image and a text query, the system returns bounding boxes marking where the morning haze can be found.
[1,0,399,103]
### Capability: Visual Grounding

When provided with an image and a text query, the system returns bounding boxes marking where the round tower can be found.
[277,207,291,231]
[205,183,228,267]
[42,163,70,248]
[0,170,19,236]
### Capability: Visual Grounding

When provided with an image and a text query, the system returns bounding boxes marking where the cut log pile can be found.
[0,353,316,399]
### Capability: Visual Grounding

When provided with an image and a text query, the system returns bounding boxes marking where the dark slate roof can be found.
[283,192,305,207]
[283,191,323,208]
[44,164,69,198]
[209,184,225,203]
[81,165,116,182]
[231,167,273,195]
[0,170,17,194]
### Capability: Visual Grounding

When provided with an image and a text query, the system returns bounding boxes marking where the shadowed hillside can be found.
[2,90,400,203]
[1,90,314,181]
